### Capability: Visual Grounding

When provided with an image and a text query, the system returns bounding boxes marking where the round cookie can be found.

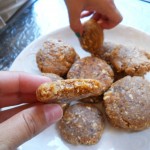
[110,45,150,76]
[42,73,64,82]
[36,39,79,76]
[36,79,105,103]
[67,56,114,91]
[58,103,104,145]
[104,76,150,131]
[80,19,104,56]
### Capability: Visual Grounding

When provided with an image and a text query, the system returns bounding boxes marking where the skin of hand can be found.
[64,0,123,36]
[0,71,63,150]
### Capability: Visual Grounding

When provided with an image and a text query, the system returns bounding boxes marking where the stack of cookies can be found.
[35,19,150,146]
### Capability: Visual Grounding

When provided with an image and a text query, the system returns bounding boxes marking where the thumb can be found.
[0,104,63,150]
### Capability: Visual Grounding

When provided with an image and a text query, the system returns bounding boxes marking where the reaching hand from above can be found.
[65,0,122,36]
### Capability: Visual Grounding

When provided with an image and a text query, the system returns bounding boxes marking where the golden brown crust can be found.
[104,76,150,131]
[67,56,114,91]
[36,39,79,76]
[36,79,105,103]
[80,19,104,55]
[110,45,150,76]
[58,103,104,145]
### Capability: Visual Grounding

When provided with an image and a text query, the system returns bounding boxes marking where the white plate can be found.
[10,25,150,150]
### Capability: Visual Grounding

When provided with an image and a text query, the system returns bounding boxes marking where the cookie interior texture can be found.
[58,103,104,145]
[104,76,150,131]
[36,79,105,103]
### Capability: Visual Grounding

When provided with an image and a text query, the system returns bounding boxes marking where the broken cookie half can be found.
[36,79,105,103]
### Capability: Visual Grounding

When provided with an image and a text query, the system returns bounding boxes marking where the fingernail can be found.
[44,104,63,124]
[75,32,81,38]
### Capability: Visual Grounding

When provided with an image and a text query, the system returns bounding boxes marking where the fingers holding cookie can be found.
[36,79,105,103]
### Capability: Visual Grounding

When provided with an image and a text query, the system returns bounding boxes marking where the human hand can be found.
[0,71,63,150]
[65,0,123,36]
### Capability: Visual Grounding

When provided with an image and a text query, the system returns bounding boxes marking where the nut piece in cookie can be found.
[42,73,64,82]
[104,76,150,131]
[58,103,104,145]
[110,45,150,76]
[80,19,104,56]
[36,39,79,76]
[36,79,104,103]
[67,56,114,91]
